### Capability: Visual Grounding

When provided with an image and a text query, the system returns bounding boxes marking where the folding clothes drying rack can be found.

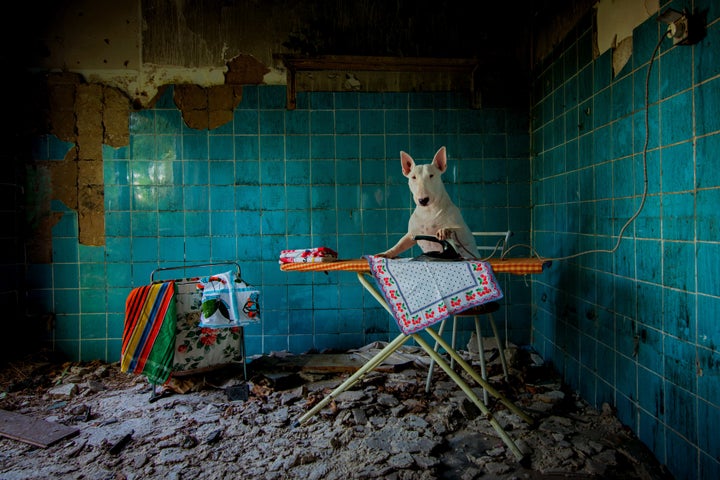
[280,257,550,463]
[150,262,249,381]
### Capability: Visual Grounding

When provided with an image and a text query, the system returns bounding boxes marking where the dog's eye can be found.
[411,175,416,180]
[429,174,434,178]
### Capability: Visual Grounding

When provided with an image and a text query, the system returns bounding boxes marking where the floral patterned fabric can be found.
[365,256,504,335]
[171,281,245,374]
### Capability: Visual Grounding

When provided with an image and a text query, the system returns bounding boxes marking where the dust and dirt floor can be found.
[0,342,673,480]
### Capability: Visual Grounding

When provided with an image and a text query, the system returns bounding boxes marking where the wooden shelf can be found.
[274,55,481,109]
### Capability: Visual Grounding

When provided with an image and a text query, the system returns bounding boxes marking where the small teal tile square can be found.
[55,288,80,314]
[385,110,408,134]
[660,91,692,145]
[235,135,259,160]
[159,211,185,236]
[107,263,132,288]
[697,189,720,242]
[155,110,182,134]
[694,21,720,83]
[132,237,158,262]
[335,110,358,134]
[105,186,130,212]
[662,193,694,241]
[156,136,180,161]
[209,135,234,160]
[184,185,209,210]
[594,51,612,91]
[259,110,285,135]
[358,136,383,161]
[287,210,311,234]
[310,92,334,109]
[235,185,261,210]
[383,92,407,109]
[659,139,693,192]
[259,86,285,109]
[306,159,333,186]
[362,159,386,184]
[311,185,335,209]
[52,237,78,263]
[185,211,210,236]
[55,314,80,340]
[360,111,385,134]
[285,110,310,135]
[336,185,360,210]
[286,185,310,210]
[81,290,107,315]
[211,211,236,235]
[130,113,154,136]
[182,132,208,160]
[663,241,694,291]
[665,382,698,442]
[235,110,259,134]
[409,110,434,134]
[335,92,358,109]
[659,46,691,99]
[210,185,235,210]
[698,296,720,354]
[336,157,360,184]
[260,135,284,160]
[54,264,79,289]
[183,160,209,185]
[286,135,310,159]
[49,136,74,160]
[79,263,105,288]
[696,133,720,189]
[635,238,662,284]
[131,185,157,210]
[131,211,158,237]
[261,185,287,210]
[696,78,720,135]
[697,242,720,296]
[664,288,695,341]
[211,236,237,261]
[185,237,210,262]
[261,211,286,235]
[310,110,335,134]
[235,161,260,186]
[156,185,183,211]
[105,237,131,263]
[80,340,107,362]
[158,237,185,262]
[311,135,335,159]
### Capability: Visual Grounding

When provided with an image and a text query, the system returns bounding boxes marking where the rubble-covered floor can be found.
[0,342,673,480]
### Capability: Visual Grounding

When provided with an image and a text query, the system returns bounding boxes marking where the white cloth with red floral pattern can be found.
[365,256,503,335]
[279,247,338,264]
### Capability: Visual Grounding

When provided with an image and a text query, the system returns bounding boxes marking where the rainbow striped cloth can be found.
[121,281,177,384]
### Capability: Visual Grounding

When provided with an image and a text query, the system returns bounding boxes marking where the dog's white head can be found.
[401,146,449,209]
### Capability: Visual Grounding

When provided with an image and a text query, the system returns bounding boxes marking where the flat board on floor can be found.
[0,409,79,448]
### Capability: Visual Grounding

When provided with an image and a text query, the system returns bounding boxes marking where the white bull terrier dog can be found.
[377,146,478,259]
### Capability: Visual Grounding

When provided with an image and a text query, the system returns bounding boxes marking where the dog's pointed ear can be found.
[400,151,415,177]
[432,147,448,173]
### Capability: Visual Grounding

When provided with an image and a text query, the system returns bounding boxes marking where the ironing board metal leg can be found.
[474,316,490,405]
[425,327,534,426]
[488,314,509,380]
[425,318,448,393]
[411,333,526,463]
[293,332,411,427]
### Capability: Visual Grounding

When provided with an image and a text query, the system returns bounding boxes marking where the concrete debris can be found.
[0,347,673,480]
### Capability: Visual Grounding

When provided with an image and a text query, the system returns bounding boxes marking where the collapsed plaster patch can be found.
[173,84,243,130]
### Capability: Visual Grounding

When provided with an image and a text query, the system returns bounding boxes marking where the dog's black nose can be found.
[418,197,430,206]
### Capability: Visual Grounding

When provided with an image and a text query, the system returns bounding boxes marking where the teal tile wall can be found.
[29,87,532,367]
[530,3,720,479]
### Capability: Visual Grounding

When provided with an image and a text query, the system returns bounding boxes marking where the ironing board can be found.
[280,256,550,462]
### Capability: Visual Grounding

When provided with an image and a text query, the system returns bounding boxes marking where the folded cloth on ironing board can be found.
[197,270,261,328]
[121,281,177,384]
[364,256,503,335]
[279,247,338,264]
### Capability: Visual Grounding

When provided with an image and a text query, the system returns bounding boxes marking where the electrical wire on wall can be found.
[502,32,668,263]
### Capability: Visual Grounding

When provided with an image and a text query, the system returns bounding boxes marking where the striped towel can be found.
[121,281,177,384]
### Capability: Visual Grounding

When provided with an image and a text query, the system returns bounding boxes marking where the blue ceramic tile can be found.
[158,212,185,236]
[183,160,208,185]
[361,135,385,159]
[660,46,692,99]
[55,314,79,340]
[158,237,185,263]
[665,384,698,448]
[664,288,696,341]
[235,160,260,186]
[697,295,720,351]
[182,133,208,160]
[80,340,107,362]
[385,110,408,134]
[285,136,309,160]
[52,237,78,263]
[259,110,285,135]
[409,110,434,134]
[696,134,720,189]
[310,135,335,159]
[210,211,236,235]
[663,241,694,291]
[697,189,720,242]
[359,110,385,135]
[81,290,107,316]
[129,113,154,136]
[184,211,210,236]
[234,110,259,135]
[235,136,259,160]
[335,110,359,134]
[79,263,105,289]
[661,91,693,145]
[662,193,694,241]
[54,288,79,313]
[259,86,285,109]
[695,77,720,136]
[697,242,720,296]
[132,237,158,262]
[310,110,334,135]
[210,236,236,261]
[155,110,182,134]
[260,135,284,160]
[209,135,233,161]
[235,185,261,210]
[695,21,720,84]
[185,237,210,262]
[105,237,130,263]
[336,135,360,159]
